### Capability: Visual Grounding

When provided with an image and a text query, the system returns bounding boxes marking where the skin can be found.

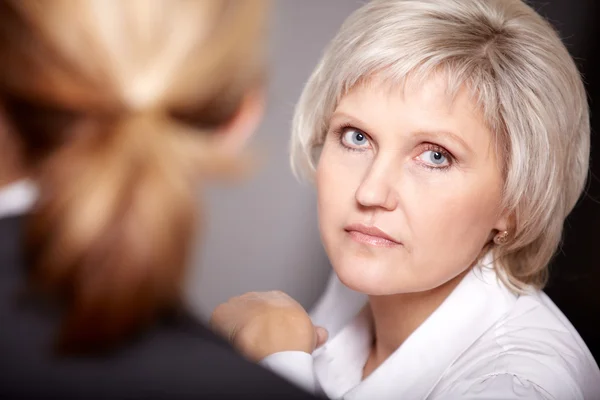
[0,112,27,187]
[318,75,507,296]
[212,75,509,378]
[211,291,328,362]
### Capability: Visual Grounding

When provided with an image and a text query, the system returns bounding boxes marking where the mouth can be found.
[344,224,401,248]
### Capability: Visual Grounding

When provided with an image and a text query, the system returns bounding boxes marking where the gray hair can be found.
[290,0,589,290]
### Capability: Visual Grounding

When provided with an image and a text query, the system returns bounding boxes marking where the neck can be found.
[366,269,469,368]
[0,162,26,187]
[0,115,27,187]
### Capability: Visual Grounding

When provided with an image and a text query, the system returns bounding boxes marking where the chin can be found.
[331,256,407,295]
[331,252,450,295]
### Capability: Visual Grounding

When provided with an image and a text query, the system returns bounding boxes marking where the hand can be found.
[210,291,328,362]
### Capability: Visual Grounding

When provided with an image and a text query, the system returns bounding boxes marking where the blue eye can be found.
[341,128,370,149]
[418,150,450,167]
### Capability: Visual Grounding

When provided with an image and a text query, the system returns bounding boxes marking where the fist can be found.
[210,291,328,362]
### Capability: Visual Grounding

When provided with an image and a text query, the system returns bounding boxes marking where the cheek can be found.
[407,180,502,265]
[316,144,363,225]
[316,149,340,242]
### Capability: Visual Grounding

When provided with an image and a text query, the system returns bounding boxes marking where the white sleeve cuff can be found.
[259,351,318,394]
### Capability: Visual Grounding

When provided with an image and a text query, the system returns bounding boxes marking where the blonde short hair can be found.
[290,0,589,290]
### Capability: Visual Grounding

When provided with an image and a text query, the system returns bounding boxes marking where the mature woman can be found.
[211,0,600,398]
[0,1,319,398]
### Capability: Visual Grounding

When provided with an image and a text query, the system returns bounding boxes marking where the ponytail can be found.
[26,114,205,351]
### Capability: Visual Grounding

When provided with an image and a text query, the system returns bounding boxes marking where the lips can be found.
[344,224,401,247]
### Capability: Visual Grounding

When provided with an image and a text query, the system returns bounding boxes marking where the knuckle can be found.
[211,303,229,319]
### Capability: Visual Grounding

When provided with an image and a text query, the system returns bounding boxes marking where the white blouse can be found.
[0,179,37,218]
[261,255,600,399]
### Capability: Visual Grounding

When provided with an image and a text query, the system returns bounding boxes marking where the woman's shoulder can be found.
[0,305,315,399]
[434,289,600,399]
[501,289,597,370]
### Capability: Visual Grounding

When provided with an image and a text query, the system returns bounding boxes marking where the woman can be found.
[0,1,319,398]
[211,0,600,398]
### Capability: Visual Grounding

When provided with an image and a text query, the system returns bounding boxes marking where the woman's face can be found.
[316,76,508,295]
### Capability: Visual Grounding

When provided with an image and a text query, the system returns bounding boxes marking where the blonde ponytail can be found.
[27,114,197,350]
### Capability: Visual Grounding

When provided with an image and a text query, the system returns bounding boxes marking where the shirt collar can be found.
[313,253,519,400]
[0,179,37,219]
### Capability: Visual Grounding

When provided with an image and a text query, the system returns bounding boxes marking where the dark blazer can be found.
[0,215,318,400]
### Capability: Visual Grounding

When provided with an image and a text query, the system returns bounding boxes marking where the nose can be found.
[355,158,398,211]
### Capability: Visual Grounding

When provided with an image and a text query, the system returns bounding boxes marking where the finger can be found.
[315,326,329,348]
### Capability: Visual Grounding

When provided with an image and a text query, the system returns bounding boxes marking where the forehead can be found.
[339,73,483,121]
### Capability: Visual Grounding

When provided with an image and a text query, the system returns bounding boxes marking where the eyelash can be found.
[332,124,456,171]
[332,124,369,152]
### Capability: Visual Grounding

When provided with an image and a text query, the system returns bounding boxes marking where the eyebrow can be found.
[330,111,474,156]
[329,112,368,129]
[412,129,474,156]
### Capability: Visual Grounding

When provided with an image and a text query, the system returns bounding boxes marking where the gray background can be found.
[186,1,363,319]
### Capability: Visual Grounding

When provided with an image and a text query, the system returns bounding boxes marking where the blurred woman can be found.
[0,1,318,398]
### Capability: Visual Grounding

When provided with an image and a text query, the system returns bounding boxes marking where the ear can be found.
[493,209,512,234]
[212,87,265,156]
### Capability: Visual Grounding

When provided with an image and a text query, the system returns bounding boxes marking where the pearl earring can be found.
[493,230,509,245]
